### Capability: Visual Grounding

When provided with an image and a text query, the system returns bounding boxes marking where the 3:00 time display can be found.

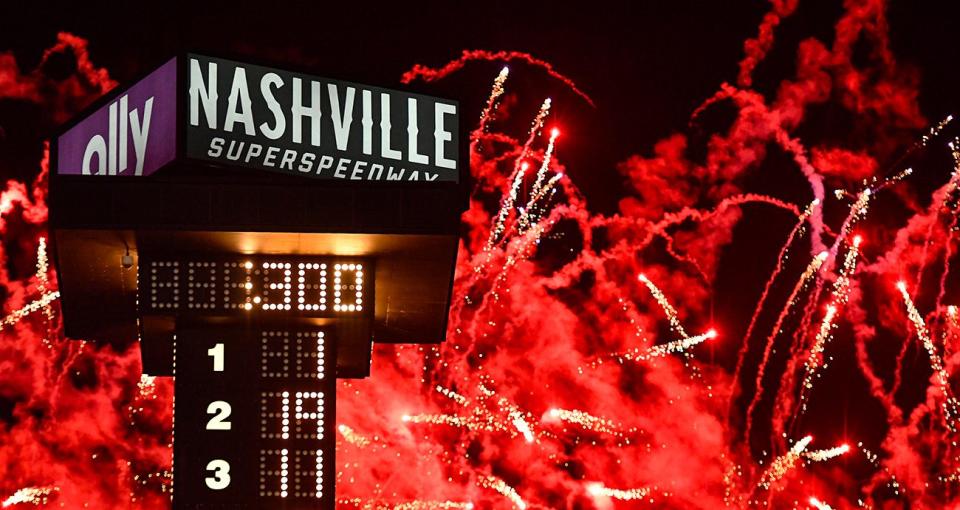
[141,256,370,316]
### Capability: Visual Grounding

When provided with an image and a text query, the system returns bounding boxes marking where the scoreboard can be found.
[173,327,336,507]
[141,256,369,316]
[49,53,467,509]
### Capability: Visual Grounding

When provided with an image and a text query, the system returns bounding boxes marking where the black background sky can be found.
[2,0,959,212]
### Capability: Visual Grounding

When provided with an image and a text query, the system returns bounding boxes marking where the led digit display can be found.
[172,327,336,509]
[141,256,370,317]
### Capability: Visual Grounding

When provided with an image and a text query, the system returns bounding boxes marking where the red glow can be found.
[0,0,957,507]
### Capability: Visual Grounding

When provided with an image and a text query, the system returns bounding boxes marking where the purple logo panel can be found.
[57,57,177,177]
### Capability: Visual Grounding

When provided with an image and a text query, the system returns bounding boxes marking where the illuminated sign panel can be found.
[141,255,370,317]
[53,54,462,184]
[186,54,461,183]
[173,327,336,509]
[56,58,178,176]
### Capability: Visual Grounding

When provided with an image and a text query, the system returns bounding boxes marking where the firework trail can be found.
[517,127,560,232]
[525,98,552,148]
[403,381,547,446]
[732,199,819,393]
[476,66,509,134]
[800,304,838,406]
[402,49,594,107]
[337,424,371,448]
[933,138,960,313]
[797,236,861,415]
[1,487,57,508]
[486,98,552,249]
[642,329,717,359]
[897,280,960,430]
[802,443,850,462]
[752,436,849,500]
[487,161,530,250]
[756,435,813,491]
[767,232,862,442]
[808,496,833,510]
[585,482,651,501]
[637,273,689,339]
[743,250,827,444]
[523,171,564,222]
[402,414,470,428]
[585,330,714,373]
[477,477,525,510]
[0,289,59,332]
[731,198,819,431]
[543,408,625,438]
[528,128,559,200]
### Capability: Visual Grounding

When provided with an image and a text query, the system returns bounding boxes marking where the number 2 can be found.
[205,459,230,490]
[207,401,232,430]
[208,343,224,372]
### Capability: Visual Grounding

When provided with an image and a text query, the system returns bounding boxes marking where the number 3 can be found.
[205,459,230,490]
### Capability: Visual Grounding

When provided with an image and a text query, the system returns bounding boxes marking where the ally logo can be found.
[56,57,177,177]
[81,95,153,175]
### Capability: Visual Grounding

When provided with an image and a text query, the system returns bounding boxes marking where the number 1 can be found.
[208,343,224,372]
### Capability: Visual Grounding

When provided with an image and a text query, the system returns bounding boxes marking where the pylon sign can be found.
[50,53,467,509]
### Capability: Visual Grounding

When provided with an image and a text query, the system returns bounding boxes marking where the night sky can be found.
[1,1,957,211]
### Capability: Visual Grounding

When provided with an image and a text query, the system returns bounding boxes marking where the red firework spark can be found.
[0,1,959,508]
